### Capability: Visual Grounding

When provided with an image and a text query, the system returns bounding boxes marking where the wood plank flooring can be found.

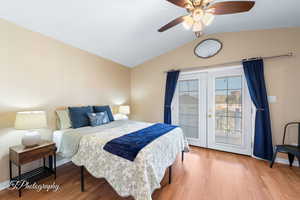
[0,147,300,200]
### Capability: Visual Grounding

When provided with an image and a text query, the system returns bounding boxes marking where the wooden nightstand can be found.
[9,140,57,197]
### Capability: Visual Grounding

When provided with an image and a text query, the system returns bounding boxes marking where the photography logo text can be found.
[9,180,60,192]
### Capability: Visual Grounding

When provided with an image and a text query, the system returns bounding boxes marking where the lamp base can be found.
[22,131,41,148]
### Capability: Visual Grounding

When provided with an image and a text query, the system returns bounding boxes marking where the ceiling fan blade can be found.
[208,1,255,15]
[158,15,187,32]
[166,0,191,8]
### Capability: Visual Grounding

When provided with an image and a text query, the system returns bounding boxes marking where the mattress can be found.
[53,120,133,157]
[53,126,95,152]
[53,129,70,152]
[53,114,125,152]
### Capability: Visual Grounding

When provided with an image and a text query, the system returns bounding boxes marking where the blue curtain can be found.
[243,59,273,161]
[164,70,180,124]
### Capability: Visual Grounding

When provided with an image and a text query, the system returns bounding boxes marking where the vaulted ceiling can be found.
[0,0,299,67]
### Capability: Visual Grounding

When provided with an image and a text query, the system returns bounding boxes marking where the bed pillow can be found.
[68,106,94,128]
[56,110,72,129]
[93,105,114,122]
[87,111,110,127]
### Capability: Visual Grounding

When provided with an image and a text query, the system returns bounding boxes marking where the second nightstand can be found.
[9,140,57,197]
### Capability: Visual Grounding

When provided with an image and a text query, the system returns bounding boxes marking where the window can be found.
[178,79,199,139]
[215,76,243,145]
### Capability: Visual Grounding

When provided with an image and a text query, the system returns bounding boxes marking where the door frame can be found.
[172,65,254,156]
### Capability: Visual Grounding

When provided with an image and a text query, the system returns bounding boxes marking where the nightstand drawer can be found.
[19,145,55,165]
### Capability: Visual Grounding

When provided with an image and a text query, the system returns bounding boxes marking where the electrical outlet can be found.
[268,96,277,103]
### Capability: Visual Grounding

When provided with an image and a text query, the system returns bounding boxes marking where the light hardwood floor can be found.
[1,147,300,200]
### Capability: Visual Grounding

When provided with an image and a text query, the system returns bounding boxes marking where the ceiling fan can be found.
[158,0,255,37]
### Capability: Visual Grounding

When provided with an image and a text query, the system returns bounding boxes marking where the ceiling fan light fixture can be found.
[193,0,202,6]
[184,2,194,10]
[202,13,214,26]
[195,31,202,38]
[182,16,194,30]
[192,8,204,21]
[159,0,256,38]
[192,21,203,32]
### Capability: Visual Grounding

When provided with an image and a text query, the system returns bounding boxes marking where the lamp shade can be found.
[119,106,130,115]
[15,111,47,130]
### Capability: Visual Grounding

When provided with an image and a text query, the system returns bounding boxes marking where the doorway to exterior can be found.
[172,66,252,155]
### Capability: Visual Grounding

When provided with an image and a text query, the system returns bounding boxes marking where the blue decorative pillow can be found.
[68,106,94,128]
[93,105,114,122]
[87,111,110,127]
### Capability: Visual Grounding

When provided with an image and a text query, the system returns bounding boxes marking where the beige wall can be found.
[0,19,130,183]
[131,27,300,148]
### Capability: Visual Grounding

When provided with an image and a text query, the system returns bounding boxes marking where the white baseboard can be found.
[0,180,9,191]
[0,157,71,191]
[275,157,299,167]
[56,158,71,167]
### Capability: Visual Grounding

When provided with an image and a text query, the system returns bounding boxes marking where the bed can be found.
[54,119,188,200]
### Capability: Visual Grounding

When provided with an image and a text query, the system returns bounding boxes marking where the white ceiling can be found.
[0,0,299,67]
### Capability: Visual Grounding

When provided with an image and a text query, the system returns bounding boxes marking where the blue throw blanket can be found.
[103,123,178,161]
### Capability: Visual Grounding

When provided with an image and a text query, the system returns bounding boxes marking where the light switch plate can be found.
[268,96,277,103]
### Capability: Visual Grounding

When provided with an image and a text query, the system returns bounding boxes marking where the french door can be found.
[172,72,207,147]
[172,66,252,155]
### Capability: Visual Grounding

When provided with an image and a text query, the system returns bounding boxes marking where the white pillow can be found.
[56,110,72,129]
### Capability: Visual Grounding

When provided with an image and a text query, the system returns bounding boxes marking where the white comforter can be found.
[71,120,187,200]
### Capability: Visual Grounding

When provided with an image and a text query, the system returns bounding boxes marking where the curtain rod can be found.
[164,52,293,74]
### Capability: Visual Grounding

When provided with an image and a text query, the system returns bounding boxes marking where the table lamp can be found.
[119,105,130,115]
[14,111,47,147]
[113,105,130,120]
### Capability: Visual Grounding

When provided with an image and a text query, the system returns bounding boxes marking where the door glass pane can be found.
[227,90,242,104]
[215,104,227,117]
[190,80,198,91]
[215,90,227,117]
[178,80,199,139]
[228,104,242,118]
[228,76,242,89]
[228,117,242,132]
[180,81,188,92]
[216,116,227,132]
[215,90,227,104]
[216,78,227,90]
[215,76,243,146]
